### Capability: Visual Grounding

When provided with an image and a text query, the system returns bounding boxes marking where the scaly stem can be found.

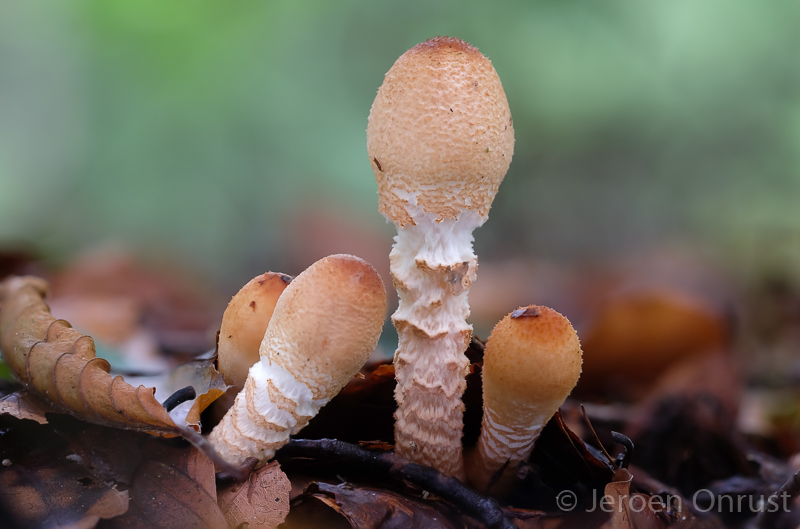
[391,207,484,479]
[469,405,548,491]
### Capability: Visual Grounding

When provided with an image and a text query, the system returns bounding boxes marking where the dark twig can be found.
[179,427,248,481]
[485,458,511,495]
[162,385,196,412]
[611,432,634,470]
[278,438,517,529]
[215,457,259,485]
[756,468,800,528]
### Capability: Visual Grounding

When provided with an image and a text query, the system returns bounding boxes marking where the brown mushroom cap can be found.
[262,254,387,399]
[217,272,292,390]
[483,306,582,425]
[208,254,387,467]
[367,37,514,226]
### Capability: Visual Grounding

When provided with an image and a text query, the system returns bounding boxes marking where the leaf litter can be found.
[5,250,800,528]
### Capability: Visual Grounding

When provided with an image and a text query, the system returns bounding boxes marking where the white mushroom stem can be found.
[391,200,484,479]
[208,254,386,467]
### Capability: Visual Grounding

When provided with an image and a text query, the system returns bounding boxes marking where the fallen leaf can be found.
[0,390,52,424]
[628,392,752,495]
[48,248,221,359]
[217,460,290,529]
[0,415,130,528]
[123,357,229,429]
[579,289,728,397]
[0,276,187,437]
[288,481,465,529]
[599,469,634,529]
[301,360,397,444]
[106,437,227,529]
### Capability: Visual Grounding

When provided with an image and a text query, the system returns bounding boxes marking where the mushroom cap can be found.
[261,254,387,399]
[367,37,514,226]
[482,306,582,423]
[217,272,292,390]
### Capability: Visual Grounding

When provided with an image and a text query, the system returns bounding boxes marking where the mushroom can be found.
[208,254,386,466]
[467,306,582,492]
[217,272,292,392]
[367,36,514,478]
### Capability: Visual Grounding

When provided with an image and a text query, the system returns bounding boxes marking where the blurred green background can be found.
[2,0,800,306]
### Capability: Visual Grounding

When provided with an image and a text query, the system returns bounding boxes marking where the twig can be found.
[756,468,800,528]
[162,386,196,412]
[581,404,614,464]
[278,438,518,529]
[611,431,634,470]
[180,427,248,481]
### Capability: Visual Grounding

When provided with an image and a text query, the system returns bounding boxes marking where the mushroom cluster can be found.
[209,254,386,466]
[208,36,583,495]
[367,36,514,478]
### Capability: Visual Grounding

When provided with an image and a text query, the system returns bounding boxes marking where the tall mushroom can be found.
[208,254,386,466]
[467,306,582,492]
[367,37,514,477]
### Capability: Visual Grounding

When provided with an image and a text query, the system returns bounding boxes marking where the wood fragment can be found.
[277,438,518,529]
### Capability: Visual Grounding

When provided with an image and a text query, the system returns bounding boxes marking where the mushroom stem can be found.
[208,254,386,467]
[391,206,484,479]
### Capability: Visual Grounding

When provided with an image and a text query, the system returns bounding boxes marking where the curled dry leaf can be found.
[123,357,229,429]
[0,276,189,436]
[217,460,290,529]
[598,469,634,529]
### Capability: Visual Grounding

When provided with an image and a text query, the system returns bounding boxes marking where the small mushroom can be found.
[208,254,386,466]
[367,36,514,478]
[217,272,292,391]
[467,306,582,492]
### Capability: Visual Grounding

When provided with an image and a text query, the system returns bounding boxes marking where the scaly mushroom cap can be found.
[367,36,514,226]
[483,306,582,423]
[217,272,292,391]
[260,254,387,398]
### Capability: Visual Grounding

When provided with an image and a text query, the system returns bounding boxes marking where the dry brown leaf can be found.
[217,460,290,529]
[579,289,727,396]
[287,481,466,529]
[301,360,397,444]
[0,471,128,529]
[599,470,634,529]
[107,438,227,529]
[0,414,131,528]
[48,248,221,357]
[0,390,52,424]
[0,276,186,436]
[124,357,229,429]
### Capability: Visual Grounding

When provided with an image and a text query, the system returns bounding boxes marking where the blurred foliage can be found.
[2,0,800,285]
[0,359,12,382]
